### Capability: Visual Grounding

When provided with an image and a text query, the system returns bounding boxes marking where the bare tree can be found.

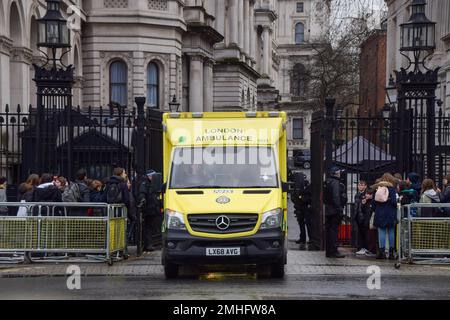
[305,0,387,110]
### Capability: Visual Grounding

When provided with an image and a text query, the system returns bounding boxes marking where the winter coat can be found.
[32,183,63,216]
[354,191,371,227]
[373,181,398,228]
[419,189,442,217]
[33,183,62,203]
[75,180,91,203]
[90,189,105,203]
[18,183,35,202]
[0,186,8,215]
[324,176,347,216]
[106,176,131,209]
[399,188,418,206]
[138,178,160,217]
[440,186,450,216]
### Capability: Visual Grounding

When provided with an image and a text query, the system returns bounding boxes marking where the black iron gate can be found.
[311,93,448,248]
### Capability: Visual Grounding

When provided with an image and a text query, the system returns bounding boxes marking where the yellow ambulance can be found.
[161,112,288,278]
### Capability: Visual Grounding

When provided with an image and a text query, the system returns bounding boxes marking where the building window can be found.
[296,2,304,13]
[147,62,159,108]
[291,63,307,97]
[293,118,304,140]
[109,60,128,106]
[295,22,305,44]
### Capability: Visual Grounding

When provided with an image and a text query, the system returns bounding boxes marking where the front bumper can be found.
[162,229,286,265]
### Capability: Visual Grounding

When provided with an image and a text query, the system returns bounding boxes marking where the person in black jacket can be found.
[439,174,450,217]
[137,170,161,252]
[32,173,62,216]
[324,166,347,258]
[289,171,320,251]
[354,180,373,256]
[105,167,131,215]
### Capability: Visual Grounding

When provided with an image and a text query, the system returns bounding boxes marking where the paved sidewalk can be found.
[1,246,449,278]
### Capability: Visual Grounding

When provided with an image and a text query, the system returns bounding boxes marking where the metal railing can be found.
[0,202,127,265]
[397,203,450,266]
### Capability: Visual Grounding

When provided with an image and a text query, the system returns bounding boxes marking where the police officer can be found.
[324,166,347,258]
[289,171,321,251]
[290,171,308,250]
[138,170,161,253]
[301,180,321,251]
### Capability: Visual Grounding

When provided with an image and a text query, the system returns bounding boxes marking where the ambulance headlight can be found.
[260,208,283,229]
[165,209,186,230]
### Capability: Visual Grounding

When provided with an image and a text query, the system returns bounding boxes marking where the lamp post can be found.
[385,74,397,110]
[169,95,180,113]
[33,0,74,177]
[393,0,438,180]
[37,0,71,69]
[381,104,391,120]
[399,0,436,72]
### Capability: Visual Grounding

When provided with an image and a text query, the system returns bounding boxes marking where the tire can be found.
[270,260,285,279]
[303,162,311,169]
[164,261,179,279]
[394,262,401,269]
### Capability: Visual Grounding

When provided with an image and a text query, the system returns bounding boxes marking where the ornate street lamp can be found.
[37,0,71,68]
[381,103,391,119]
[385,74,397,109]
[169,95,180,113]
[399,0,436,71]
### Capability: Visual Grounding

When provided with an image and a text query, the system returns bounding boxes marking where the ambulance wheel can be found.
[271,260,285,279]
[164,261,179,279]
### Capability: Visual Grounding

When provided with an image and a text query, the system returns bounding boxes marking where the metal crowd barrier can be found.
[0,202,127,265]
[396,203,450,268]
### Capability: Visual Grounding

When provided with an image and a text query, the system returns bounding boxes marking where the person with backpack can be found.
[63,169,91,216]
[372,173,398,260]
[137,170,161,253]
[323,166,347,258]
[105,167,131,214]
[419,179,442,217]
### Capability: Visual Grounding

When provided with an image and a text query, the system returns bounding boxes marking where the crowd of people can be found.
[0,167,161,253]
[352,171,450,260]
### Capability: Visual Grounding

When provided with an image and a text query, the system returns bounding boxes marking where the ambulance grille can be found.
[187,214,259,234]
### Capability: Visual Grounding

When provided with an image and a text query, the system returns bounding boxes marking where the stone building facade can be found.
[0,0,327,130]
[385,0,450,113]
[0,0,281,113]
[275,0,329,157]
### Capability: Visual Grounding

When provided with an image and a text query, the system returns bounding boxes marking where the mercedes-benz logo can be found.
[216,196,231,204]
[215,215,231,231]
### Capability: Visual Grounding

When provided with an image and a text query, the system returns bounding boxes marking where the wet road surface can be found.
[1,273,450,300]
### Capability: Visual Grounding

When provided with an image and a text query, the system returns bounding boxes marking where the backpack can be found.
[375,186,389,203]
[106,182,123,204]
[62,182,81,202]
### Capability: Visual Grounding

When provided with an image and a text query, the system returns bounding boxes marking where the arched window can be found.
[109,60,128,106]
[295,22,305,44]
[291,63,307,97]
[147,62,159,108]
